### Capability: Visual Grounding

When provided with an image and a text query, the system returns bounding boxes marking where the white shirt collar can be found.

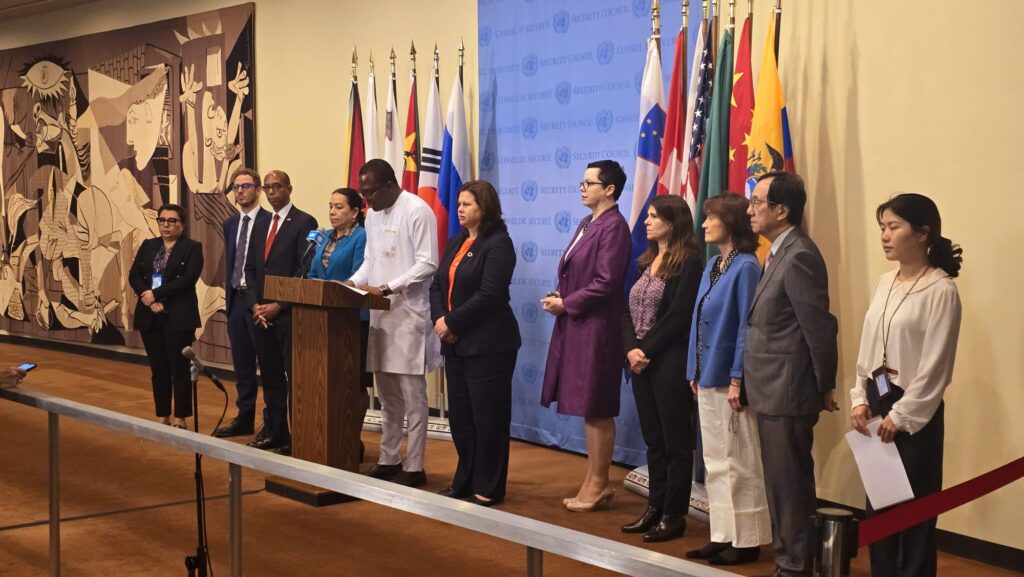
[271,202,293,221]
[770,225,796,255]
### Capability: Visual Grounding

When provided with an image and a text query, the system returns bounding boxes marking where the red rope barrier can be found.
[858,456,1024,548]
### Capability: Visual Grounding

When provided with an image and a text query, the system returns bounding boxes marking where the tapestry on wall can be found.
[0,3,255,363]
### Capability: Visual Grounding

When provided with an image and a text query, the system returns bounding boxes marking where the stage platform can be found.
[0,342,1013,576]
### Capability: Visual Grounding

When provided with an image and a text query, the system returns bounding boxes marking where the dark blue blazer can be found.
[223,208,270,316]
[243,205,318,319]
[128,236,204,333]
[429,227,521,357]
[686,252,761,388]
[307,226,366,282]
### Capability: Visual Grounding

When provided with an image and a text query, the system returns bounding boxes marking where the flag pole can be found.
[433,43,440,86]
[728,0,736,28]
[711,0,718,56]
[683,0,689,31]
[389,46,396,80]
[410,41,417,78]
[458,37,465,85]
[351,46,358,82]
[774,0,781,60]
[651,0,661,53]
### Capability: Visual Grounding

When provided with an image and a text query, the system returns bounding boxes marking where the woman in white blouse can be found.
[850,193,962,577]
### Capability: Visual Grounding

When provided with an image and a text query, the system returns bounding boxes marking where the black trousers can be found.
[250,312,291,440]
[867,404,944,577]
[445,350,517,501]
[140,316,195,419]
[227,299,260,425]
[631,349,694,517]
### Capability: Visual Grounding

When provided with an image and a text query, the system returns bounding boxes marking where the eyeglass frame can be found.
[230,182,257,192]
[748,196,780,209]
[260,182,289,193]
[579,180,608,190]
[156,217,182,225]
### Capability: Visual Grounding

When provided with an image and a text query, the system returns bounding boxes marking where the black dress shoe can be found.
[686,541,731,559]
[621,506,663,533]
[642,515,687,543]
[468,495,502,507]
[214,419,255,438]
[708,545,761,566]
[439,486,471,498]
[367,463,403,480]
[247,436,289,450]
[393,470,427,487]
[273,444,292,456]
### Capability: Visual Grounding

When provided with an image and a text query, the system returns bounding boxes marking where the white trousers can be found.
[698,386,773,547]
[375,372,428,472]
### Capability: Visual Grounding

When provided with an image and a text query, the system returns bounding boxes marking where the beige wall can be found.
[3,0,1021,550]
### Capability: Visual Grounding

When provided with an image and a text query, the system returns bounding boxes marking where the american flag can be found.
[686,19,715,203]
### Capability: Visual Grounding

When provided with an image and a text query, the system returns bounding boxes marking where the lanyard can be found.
[880,268,928,366]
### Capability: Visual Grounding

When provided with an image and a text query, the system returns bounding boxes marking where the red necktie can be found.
[764,250,774,270]
[264,214,280,260]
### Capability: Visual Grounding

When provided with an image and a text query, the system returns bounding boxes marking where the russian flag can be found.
[438,73,471,244]
[627,37,666,286]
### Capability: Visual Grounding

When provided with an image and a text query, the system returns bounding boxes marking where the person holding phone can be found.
[0,365,29,389]
[129,204,204,428]
[850,194,962,577]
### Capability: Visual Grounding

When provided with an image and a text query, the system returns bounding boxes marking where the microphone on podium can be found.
[181,346,226,393]
[298,228,329,277]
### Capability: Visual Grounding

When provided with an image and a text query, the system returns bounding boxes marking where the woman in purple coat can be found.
[541,159,632,512]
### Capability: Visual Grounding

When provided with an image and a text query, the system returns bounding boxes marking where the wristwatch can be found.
[379,284,393,297]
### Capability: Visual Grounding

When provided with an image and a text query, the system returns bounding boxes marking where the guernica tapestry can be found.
[0,3,254,362]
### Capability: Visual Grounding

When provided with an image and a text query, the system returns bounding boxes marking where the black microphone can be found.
[182,347,226,393]
[297,228,328,277]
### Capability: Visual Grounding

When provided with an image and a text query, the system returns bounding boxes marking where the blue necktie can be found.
[231,215,250,289]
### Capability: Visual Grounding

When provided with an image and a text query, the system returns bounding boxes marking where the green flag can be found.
[696,28,734,260]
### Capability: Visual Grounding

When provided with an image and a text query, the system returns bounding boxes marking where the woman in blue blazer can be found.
[685,194,771,565]
[429,180,521,506]
[307,187,370,454]
[307,188,367,282]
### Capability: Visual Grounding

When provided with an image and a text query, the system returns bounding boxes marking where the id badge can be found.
[871,365,893,400]
[152,273,163,290]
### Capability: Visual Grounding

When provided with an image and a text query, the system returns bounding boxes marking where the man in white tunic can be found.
[349,159,440,487]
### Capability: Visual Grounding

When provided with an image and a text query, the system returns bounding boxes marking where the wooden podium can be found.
[262,275,390,505]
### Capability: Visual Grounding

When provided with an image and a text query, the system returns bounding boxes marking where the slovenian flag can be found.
[627,36,666,286]
[438,72,471,243]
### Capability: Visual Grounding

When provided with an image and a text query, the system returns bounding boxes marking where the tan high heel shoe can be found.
[565,488,615,512]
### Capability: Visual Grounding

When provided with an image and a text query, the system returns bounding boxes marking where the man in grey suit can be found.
[744,171,838,577]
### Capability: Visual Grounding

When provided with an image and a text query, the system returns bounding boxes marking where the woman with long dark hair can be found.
[620,194,703,542]
[129,204,203,428]
[685,194,771,565]
[850,193,962,577]
[430,180,521,505]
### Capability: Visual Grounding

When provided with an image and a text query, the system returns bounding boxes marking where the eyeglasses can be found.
[156,217,181,225]
[579,180,607,190]
[748,196,778,208]
[230,182,256,192]
[359,182,386,196]
[261,183,288,193]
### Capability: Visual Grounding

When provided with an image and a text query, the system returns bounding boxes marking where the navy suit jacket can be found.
[243,205,318,320]
[223,208,270,316]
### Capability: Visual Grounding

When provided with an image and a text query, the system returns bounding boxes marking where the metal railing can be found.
[1,387,740,577]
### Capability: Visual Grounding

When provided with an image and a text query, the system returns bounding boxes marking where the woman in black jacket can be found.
[429,180,521,506]
[620,195,703,542]
[129,204,204,428]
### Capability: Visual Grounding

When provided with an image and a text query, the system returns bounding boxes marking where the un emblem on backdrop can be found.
[555,81,572,105]
[596,40,615,66]
[555,146,572,169]
[480,90,494,113]
[596,109,614,133]
[632,0,648,17]
[553,10,570,33]
[521,179,539,202]
[479,26,493,47]
[521,241,539,263]
[521,362,539,385]
[554,210,572,233]
[520,302,540,324]
[481,150,496,172]
[522,53,539,77]
[521,117,539,140]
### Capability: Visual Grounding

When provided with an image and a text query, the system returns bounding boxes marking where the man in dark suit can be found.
[242,169,318,451]
[215,168,270,438]
[744,171,838,577]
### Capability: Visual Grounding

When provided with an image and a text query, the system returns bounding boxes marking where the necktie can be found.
[764,250,774,271]
[231,215,250,288]
[264,213,280,260]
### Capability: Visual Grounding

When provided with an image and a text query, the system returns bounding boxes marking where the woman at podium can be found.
[429,180,520,506]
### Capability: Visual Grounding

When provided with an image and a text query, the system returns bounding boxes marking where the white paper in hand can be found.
[845,418,915,509]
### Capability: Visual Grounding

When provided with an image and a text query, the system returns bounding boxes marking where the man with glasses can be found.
[242,170,318,452]
[215,168,270,439]
[744,171,838,577]
[348,159,440,487]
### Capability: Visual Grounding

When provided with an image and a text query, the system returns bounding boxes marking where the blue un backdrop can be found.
[479,0,706,465]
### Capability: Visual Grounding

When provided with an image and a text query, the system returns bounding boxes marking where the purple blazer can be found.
[540,208,631,418]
